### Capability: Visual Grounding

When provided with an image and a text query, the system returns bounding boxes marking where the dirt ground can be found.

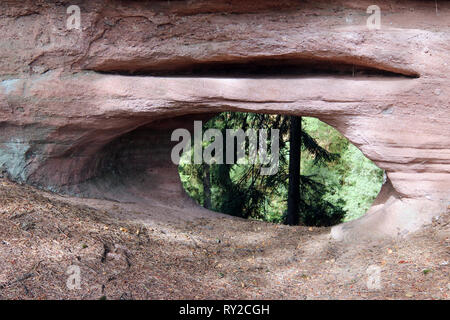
[0,178,448,300]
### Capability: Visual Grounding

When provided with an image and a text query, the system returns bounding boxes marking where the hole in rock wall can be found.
[178,112,384,226]
[37,56,402,223]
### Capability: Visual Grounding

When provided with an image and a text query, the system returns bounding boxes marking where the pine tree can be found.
[286,116,301,225]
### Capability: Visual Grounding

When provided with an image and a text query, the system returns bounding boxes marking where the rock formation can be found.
[0,0,448,240]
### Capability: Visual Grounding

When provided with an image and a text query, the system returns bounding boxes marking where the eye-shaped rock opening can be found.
[35,110,384,228]
[177,112,384,226]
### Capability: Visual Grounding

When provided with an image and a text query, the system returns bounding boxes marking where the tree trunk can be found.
[286,116,302,225]
[202,164,212,209]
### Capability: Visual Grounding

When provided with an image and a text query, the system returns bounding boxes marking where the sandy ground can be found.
[0,178,448,300]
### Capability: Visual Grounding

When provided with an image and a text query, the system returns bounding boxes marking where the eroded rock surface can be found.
[0,0,449,240]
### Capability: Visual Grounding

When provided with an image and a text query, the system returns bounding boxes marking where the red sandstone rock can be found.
[0,0,448,240]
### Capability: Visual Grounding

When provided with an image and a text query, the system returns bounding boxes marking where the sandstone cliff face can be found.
[0,0,448,240]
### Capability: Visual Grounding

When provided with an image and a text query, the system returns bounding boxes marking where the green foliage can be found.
[294,175,346,227]
[301,117,383,221]
[178,113,383,225]
[339,144,384,221]
[178,156,205,206]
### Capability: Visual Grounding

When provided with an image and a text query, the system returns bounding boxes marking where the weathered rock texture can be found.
[0,0,449,240]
